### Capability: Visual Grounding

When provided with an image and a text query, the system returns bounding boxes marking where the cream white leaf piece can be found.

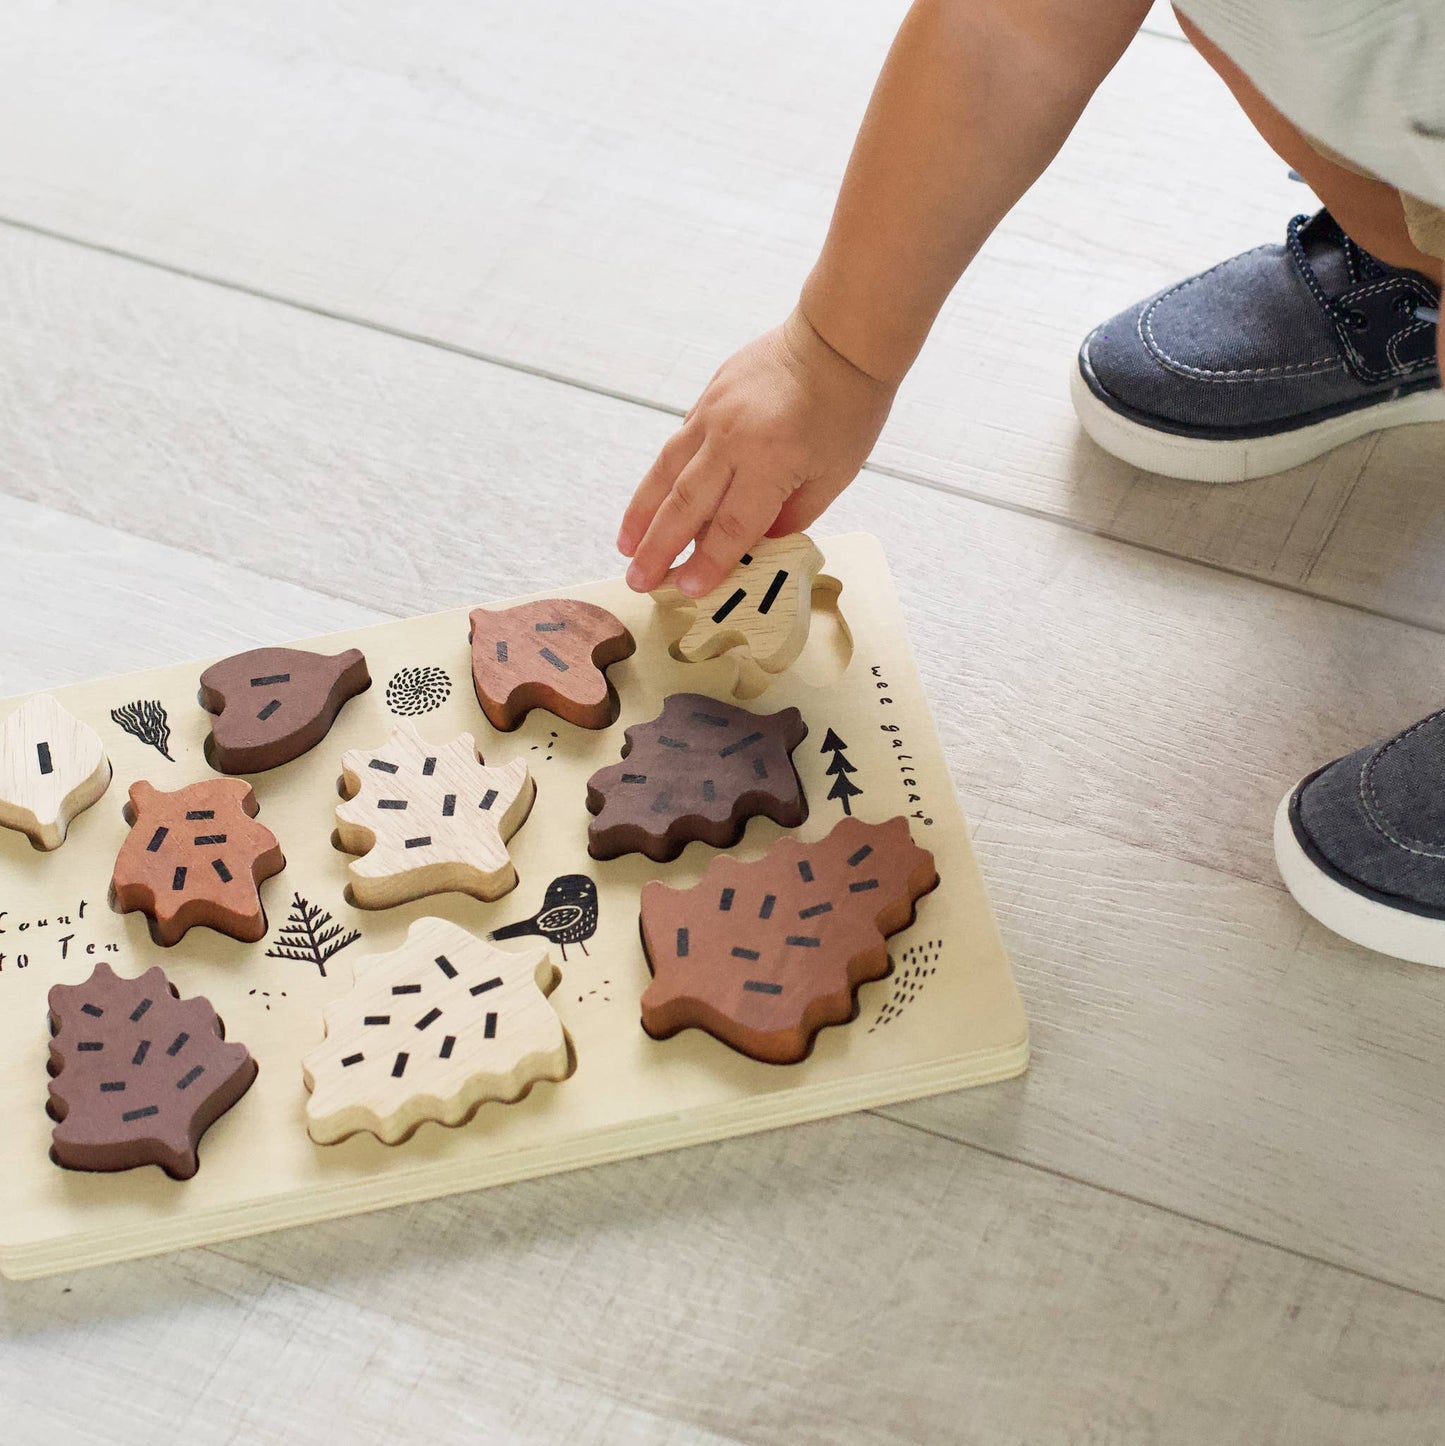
[302,916,570,1145]
[0,694,112,851]
[336,721,535,909]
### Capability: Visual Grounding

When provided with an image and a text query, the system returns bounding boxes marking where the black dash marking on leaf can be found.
[690,711,730,728]
[719,887,735,912]
[176,1065,205,1090]
[759,894,776,920]
[435,955,457,978]
[786,936,821,948]
[77,1041,103,1051]
[797,860,814,883]
[658,735,689,750]
[193,834,227,845]
[341,1053,364,1067]
[81,1003,103,1018]
[99,1081,126,1093]
[731,946,761,961]
[621,773,647,784]
[186,811,215,821]
[392,983,422,995]
[495,641,509,663]
[130,998,152,1023]
[132,1040,150,1066]
[415,1007,442,1031]
[740,553,754,565]
[757,569,788,616]
[484,1012,498,1039]
[212,859,233,883]
[719,731,763,758]
[392,1052,409,1079]
[442,794,456,817]
[799,902,833,919]
[849,879,880,893]
[146,827,169,852]
[369,759,398,774]
[848,844,873,867]
[378,799,408,809]
[539,647,569,672]
[440,1035,456,1059]
[711,588,747,624]
[479,790,498,811]
[702,778,716,801]
[752,756,768,780]
[257,699,282,722]
[423,757,437,776]
[743,980,783,995]
[250,673,291,687]
[676,927,689,957]
[405,836,432,849]
[364,1015,391,1026]
[36,742,53,775]
[122,1106,159,1122]
[469,977,502,997]
[166,1032,189,1056]
[535,621,565,632]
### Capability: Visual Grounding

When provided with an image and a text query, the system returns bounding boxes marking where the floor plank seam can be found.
[871,1108,1445,1309]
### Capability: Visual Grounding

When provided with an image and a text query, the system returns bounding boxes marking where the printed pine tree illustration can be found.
[820,728,863,816]
[265,892,362,977]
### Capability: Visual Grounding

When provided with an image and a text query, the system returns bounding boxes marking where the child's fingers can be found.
[618,423,703,558]
[768,476,844,539]
[625,443,734,593]
[671,473,790,599]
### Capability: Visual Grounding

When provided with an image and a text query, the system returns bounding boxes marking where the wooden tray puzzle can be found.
[0,533,1028,1280]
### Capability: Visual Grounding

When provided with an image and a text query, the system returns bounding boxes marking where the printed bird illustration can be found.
[489,874,599,960]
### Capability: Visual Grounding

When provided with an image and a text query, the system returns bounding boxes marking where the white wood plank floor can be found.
[3,4,1445,1442]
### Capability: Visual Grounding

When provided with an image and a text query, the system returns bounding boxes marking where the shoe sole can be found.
[1071,358,1445,483]
[1273,785,1445,967]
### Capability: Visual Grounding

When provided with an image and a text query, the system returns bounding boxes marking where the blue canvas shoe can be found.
[1277,710,1445,966]
[1074,210,1442,481]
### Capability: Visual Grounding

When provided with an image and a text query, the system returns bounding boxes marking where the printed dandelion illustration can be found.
[111,700,174,761]
[265,892,362,977]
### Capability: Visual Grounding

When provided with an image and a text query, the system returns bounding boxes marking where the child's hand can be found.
[618,307,895,595]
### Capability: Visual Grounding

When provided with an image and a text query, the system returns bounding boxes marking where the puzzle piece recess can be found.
[469,599,636,731]
[639,815,939,1063]
[652,533,827,687]
[201,646,371,773]
[0,694,111,851]
[48,961,257,1178]
[336,722,535,908]
[112,779,286,946]
[302,916,569,1145]
[585,693,808,862]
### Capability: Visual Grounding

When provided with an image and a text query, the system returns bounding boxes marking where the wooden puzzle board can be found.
[0,534,1028,1280]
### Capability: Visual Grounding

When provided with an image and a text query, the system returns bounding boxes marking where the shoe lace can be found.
[1285,211,1440,332]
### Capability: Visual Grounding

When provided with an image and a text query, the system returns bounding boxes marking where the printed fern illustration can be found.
[265,892,362,977]
[111,699,174,761]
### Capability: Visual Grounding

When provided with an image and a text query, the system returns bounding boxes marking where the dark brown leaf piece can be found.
[640,815,938,1063]
[585,692,807,862]
[47,961,257,1179]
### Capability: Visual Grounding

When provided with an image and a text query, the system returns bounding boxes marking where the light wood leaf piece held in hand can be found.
[112,779,287,946]
[640,815,939,1064]
[336,722,535,909]
[0,694,111,851]
[651,533,827,686]
[302,916,569,1145]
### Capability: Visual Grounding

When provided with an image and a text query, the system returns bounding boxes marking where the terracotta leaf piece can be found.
[652,533,826,678]
[47,960,257,1178]
[639,815,938,1064]
[469,599,636,731]
[336,722,535,909]
[0,694,112,851]
[112,779,287,946]
[585,692,808,863]
[302,916,569,1145]
[200,646,371,774]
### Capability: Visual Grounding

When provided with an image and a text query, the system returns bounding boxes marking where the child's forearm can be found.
[802,0,1152,386]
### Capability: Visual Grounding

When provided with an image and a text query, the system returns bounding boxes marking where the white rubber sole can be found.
[1071,360,1445,483]
[1273,787,1445,967]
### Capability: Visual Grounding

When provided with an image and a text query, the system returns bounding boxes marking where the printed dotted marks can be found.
[639,815,939,1064]
[585,693,808,863]
[111,779,286,947]
[335,722,535,909]
[200,645,371,774]
[302,917,570,1145]
[47,961,257,1179]
[0,694,112,851]
[469,599,636,731]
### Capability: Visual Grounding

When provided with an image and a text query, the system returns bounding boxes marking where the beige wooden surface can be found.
[2,0,1445,1440]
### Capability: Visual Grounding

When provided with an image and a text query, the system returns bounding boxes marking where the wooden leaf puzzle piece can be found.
[469,599,636,731]
[200,646,371,774]
[652,533,827,681]
[112,779,287,946]
[585,692,808,863]
[47,960,257,1178]
[302,916,569,1145]
[336,722,535,909]
[639,815,939,1064]
[0,694,111,851]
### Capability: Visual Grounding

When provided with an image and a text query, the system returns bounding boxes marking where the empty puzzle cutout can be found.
[585,692,808,862]
[47,960,257,1179]
[112,779,286,946]
[469,598,636,731]
[302,916,570,1145]
[639,815,939,1064]
[0,694,111,851]
[200,646,371,774]
[336,722,535,909]
[652,534,848,696]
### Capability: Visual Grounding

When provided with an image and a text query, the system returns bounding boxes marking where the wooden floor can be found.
[3,3,1445,1441]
